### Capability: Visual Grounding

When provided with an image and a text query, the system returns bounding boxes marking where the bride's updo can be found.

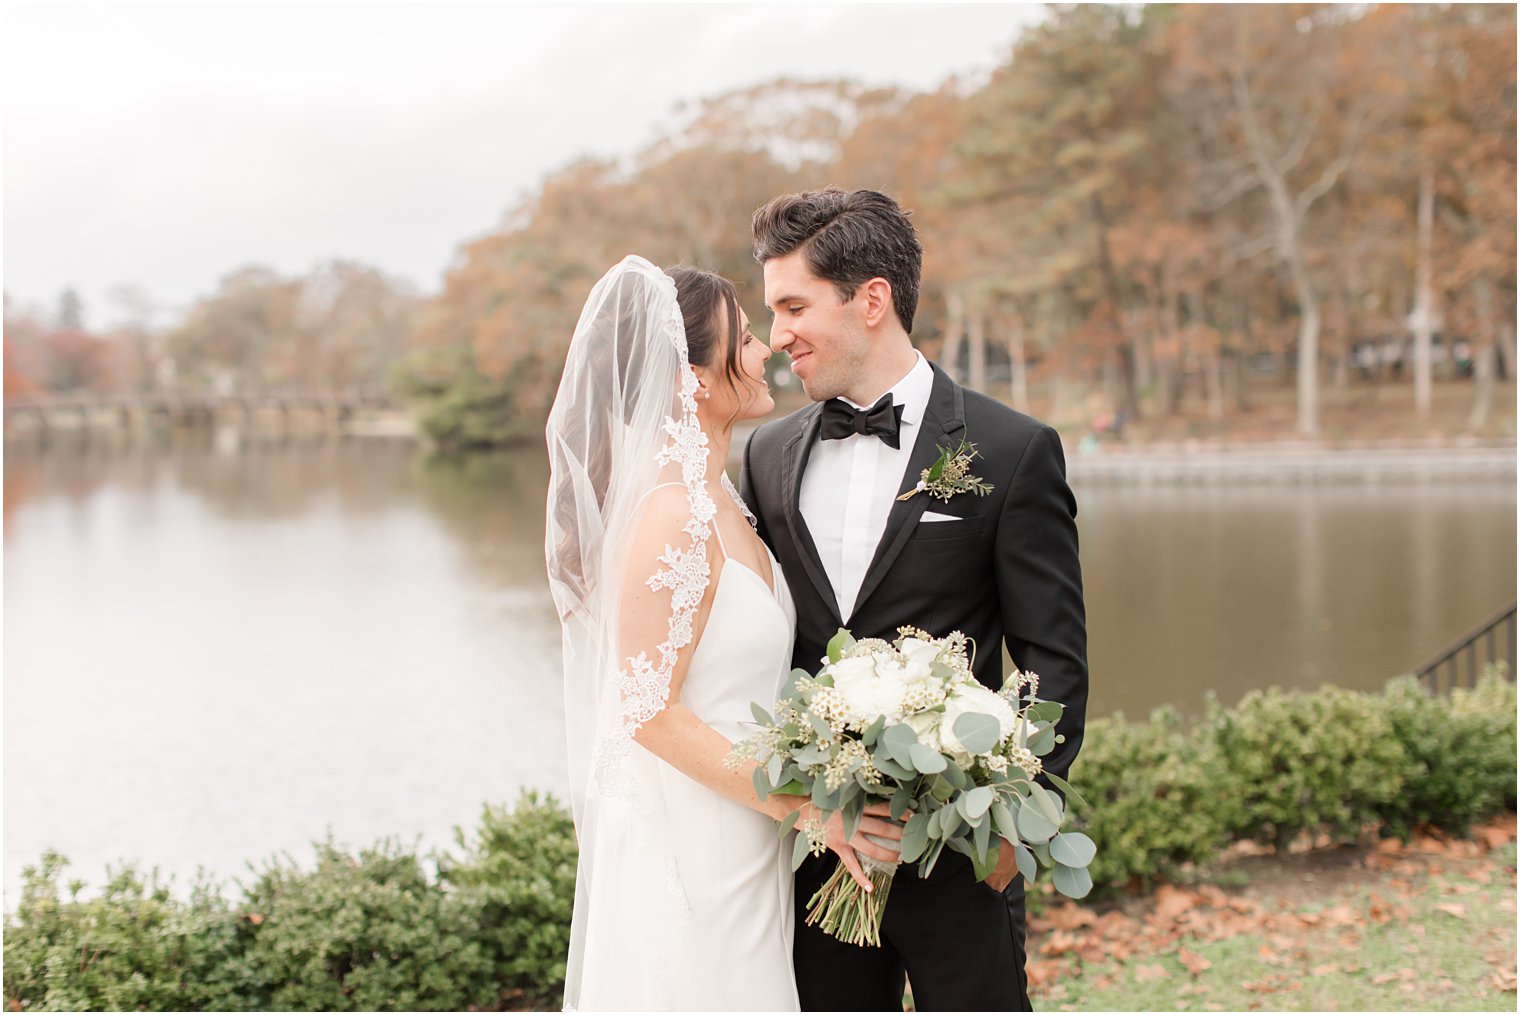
[665,266,749,408]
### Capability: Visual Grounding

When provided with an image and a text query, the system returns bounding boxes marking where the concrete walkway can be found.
[1065,442,1516,485]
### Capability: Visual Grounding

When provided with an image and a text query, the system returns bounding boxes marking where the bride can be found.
[545,256,901,1011]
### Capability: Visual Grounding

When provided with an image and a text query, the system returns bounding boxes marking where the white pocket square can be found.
[920,511,963,523]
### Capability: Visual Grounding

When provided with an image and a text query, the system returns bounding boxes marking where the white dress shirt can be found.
[799,352,935,621]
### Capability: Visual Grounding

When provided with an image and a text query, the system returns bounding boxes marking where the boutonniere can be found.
[896,438,995,503]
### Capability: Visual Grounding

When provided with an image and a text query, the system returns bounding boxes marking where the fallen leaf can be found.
[1492,970,1517,992]
[1152,884,1200,922]
[1434,902,1466,919]
[1134,963,1168,984]
[1178,946,1212,976]
[1371,973,1399,985]
[1041,930,1079,957]
[1311,964,1339,976]
[1320,904,1357,927]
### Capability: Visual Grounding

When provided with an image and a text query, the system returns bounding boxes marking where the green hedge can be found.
[4,792,574,1013]
[6,675,1515,1010]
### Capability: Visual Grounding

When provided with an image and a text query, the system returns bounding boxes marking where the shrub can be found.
[390,347,546,451]
[1209,685,1410,851]
[1376,668,1518,839]
[440,790,579,1010]
[1065,708,1229,891]
[2,851,241,1012]
[232,838,497,1012]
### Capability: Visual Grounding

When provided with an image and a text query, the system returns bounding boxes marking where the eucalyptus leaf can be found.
[940,762,970,791]
[1043,772,1090,811]
[1027,726,1057,755]
[791,831,811,871]
[901,811,931,863]
[1025,701,1064,724]
[826,629,856,664]
[794,744,830,767]
[929,775,956,803]
[766,753,783,787]
[962,785,995,821]
[752,767,772,802]
[921,838,947,878]
[972,813,994,867]
[873,755,914,781]
[889,782,915,821]
[861,715,887,747]
[751,702,774,727]
[1013,840,1037,882]
[952,712,1002,756]
[880,724,919,768]
[842,795,864,844]
[1028,783,1063,825]
[1015,802,1058,844]
[991,799,1019,842]
[778,809,801,837]
[1049,831,1097,868]
[1051,862,1093,900]
[908,743,948,774]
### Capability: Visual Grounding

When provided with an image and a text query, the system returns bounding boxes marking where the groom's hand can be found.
[816,802,905,893]
[984,837,1021,893]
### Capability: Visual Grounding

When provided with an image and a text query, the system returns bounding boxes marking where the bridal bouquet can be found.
[728,627,1095,947]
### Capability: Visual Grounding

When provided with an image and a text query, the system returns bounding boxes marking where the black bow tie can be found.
[819,393,906,450]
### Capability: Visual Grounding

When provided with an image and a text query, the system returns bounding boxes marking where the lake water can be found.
[4,433,1514,903]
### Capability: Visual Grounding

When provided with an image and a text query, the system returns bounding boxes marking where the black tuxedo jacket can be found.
[740,361,1088,784]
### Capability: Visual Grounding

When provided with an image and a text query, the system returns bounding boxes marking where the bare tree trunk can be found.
[1091,192,1141,420]
[967,312,987,393]
[1413,169,1435,415]
[1205,355,1225,421]
[941,290,966,382]
[1230,64,1349,438]
[1468,275,1497,431]
[1497,314,1516,382]
[1005,315,1030,412]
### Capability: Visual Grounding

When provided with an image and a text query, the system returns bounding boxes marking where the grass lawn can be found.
[1022,815,1517,1011]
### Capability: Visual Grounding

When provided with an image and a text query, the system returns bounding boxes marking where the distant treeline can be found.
[6,5,1514,448]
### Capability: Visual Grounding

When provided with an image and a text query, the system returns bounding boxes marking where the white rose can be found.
[938,685,1018,759]
[899,637,940,666]
[827,655,908,727]
[903,710,941,742]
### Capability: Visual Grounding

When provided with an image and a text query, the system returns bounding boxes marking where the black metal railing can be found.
[1414,601,1517,693]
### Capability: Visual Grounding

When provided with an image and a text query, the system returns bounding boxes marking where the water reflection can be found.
[1077,483,1517,720]
[4,438,1514,898]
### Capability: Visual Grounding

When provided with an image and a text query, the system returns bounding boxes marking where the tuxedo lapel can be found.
[781,403,842,624]
[849,365,966,622]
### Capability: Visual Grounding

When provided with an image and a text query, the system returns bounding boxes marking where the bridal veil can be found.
[545,255,717,1008]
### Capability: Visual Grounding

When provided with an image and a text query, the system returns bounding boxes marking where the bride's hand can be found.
[815,801,906,893]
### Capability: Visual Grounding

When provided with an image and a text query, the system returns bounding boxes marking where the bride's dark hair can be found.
[665,266,753,416]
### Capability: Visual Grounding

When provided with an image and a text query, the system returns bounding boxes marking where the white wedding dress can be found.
[571,518,801,1012]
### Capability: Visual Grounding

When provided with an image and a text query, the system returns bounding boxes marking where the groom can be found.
[740,188,1088,1011]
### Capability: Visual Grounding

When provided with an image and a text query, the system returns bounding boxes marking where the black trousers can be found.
[792,852,1031,1012]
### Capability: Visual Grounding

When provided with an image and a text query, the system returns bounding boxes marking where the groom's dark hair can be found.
[751,188,923,333]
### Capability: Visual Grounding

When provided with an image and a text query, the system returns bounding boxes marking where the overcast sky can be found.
[4,2,1042,328]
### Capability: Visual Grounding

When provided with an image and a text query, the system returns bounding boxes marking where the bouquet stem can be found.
[804,857,896,947]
